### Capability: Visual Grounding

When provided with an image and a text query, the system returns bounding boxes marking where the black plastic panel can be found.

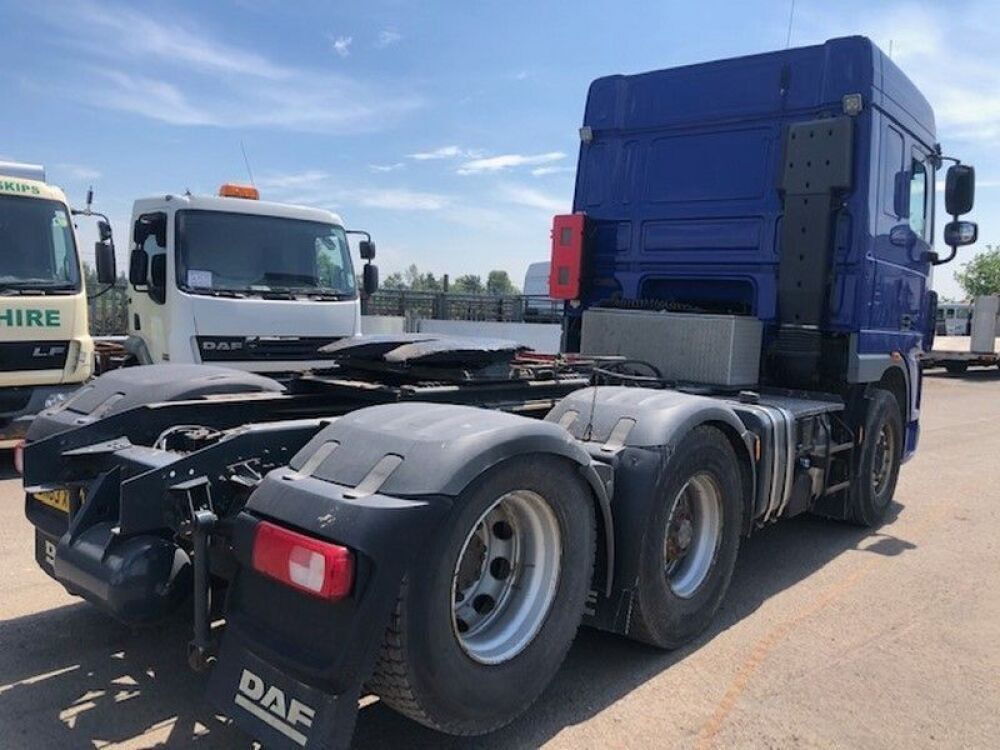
[0,340,69,372]
[778,116,854,328]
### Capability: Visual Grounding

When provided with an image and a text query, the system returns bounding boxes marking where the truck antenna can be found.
[784,0,795,48]
[240,139,256,188]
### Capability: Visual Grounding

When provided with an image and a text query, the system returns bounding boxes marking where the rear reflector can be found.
[549,213,585,300]
[252,521,354,600]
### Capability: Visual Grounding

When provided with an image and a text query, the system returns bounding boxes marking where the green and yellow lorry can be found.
[0,161,115,449]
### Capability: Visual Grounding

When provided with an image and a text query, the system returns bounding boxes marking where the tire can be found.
[945,362,968,374]
[846,388,903,527]
[629,426,743,650]
[367,455,596,735]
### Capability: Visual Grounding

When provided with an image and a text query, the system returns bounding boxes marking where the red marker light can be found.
[252,521,354,600]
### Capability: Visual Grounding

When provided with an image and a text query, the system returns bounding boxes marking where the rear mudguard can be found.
[25,363,285,443]
[545,387,756,637]
[208,402,611,749]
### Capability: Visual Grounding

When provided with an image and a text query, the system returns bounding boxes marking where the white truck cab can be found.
[1,162,115,447]
[125,184,377,373]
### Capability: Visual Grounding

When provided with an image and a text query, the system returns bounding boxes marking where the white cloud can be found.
[369,163,406,173]
[47,0,292,80]
[330,35,353,58]
[255,172,449,212]
[33,3,422,134]
[97,71,219,126]
[531,166,574,177]
[257,170,330,190]
[375,30,402,48]
[408,145,472,161]
[514,70,530,81]
[357,189,450,211]
[56,163,102,181]
[458,152,566,175]
[498,183,568,214]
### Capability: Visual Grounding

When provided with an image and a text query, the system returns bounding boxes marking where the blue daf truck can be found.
[20,37,976,748]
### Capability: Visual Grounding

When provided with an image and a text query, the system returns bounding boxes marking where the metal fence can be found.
[87,279,129,335]
[84,287,563,336]
[364,291,562,323]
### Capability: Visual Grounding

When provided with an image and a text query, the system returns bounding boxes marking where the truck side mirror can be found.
[95,240,116,284]
[149,254,167,304]
[932,219,979,266]
[359,239,376,261]
[943,220,978,247]
[128,248,149,287]
[363,263,379,296]
[945,164,975,215]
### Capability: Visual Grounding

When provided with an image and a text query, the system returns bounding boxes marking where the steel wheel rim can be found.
[871,423,894,496]
[451,490,561,665]
[664,472,722,599]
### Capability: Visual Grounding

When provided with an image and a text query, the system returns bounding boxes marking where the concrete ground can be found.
[0,368,998,749]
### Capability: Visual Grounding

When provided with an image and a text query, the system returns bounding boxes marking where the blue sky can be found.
[1,0,996,299]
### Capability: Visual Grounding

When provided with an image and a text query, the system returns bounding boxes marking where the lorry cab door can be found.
[128,212,170,363]
[870,121,932,344]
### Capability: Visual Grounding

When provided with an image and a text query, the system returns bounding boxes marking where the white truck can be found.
[922,295,1000,373]
[0,162,115,448]
[121,183,379,372]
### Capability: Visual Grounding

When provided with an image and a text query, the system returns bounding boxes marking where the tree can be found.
[452,274,484,294]
[399,263,443,292]
[486,269,519,296]
[955,245,1000,298]
[381,271,406,290]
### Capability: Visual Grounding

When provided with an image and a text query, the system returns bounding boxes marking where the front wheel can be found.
[846,388,903,527]
[629,425,743,649]
[368,455,595,735]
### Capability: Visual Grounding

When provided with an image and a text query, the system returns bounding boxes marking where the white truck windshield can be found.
[0,195,81,293]
[175,210,357,298]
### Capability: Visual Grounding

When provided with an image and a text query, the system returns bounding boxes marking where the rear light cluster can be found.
[252,521,354,600]
[549,213,585,300]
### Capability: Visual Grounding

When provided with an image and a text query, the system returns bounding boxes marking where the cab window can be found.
[881,126,904,218]
[909,156,929,239]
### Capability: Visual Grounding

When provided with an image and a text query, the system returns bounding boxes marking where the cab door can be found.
[870,118,933,341]
[127,211,169,362]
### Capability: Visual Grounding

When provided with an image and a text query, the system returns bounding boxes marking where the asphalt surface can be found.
[0,369,998,749]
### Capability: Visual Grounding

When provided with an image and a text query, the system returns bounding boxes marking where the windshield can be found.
[0,195,81,293]
[175,209,356,297]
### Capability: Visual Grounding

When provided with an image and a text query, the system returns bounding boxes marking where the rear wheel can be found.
[368,455,595,735]
[945,362,968,374]
[629,426,743,649]
[846,388,903,527]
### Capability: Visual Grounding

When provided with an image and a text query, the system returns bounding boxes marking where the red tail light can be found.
[13,441,25,475]
[549,213,585,300]
[252,521,354,600]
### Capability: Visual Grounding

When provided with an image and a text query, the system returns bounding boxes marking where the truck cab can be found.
[124,185,376,373]
[0,163,95,447]
[554,35,976,461]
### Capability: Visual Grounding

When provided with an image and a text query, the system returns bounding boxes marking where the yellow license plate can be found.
[34,489,71,514]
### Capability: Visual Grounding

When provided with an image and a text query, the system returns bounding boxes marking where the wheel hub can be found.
[451,490,561,664]
[663,473,723,599]
[871,423,894,496]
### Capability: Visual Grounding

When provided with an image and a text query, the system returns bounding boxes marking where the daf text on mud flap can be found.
[234,669,316,747]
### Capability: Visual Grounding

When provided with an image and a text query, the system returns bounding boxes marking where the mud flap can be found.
[207,630,361,750]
